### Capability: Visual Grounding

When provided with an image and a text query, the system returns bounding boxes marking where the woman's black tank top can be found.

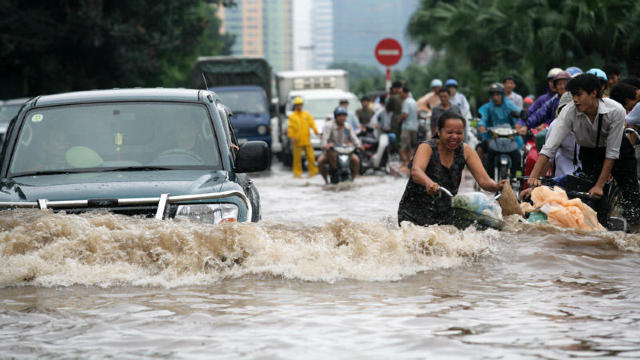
[397,139,466,226]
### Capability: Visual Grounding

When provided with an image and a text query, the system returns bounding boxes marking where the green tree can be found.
[327,61,386,96]
[0,0,233,98]
[407,0,640,113]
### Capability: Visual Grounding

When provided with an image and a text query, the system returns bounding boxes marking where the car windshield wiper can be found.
[98,166,178,172]
[12,169,82,177]
[11,166,178,177]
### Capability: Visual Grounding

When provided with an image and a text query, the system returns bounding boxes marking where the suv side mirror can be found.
[235,141,271,173]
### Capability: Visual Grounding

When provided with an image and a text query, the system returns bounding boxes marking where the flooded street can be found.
[2,165,640,359]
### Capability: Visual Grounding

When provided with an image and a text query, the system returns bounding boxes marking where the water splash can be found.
[0,210,496,287]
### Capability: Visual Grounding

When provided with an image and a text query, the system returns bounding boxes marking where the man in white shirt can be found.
[529,74,640,225]
[399,86,418,164]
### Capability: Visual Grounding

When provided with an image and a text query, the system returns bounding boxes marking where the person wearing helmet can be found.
[416,78,442,114]
[565,66,583,77]
[503,75,523,110]
[317,107,362,184]
[476,82,523,176]
[287,96,319,178]
[517,71,571,135]
[445,78,471,121]
[523,95,535,112]
[587,68,608,94]
[529,74,640,226]
[527,67,562,116]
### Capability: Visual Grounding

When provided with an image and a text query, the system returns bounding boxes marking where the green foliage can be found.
[0,1,233,98]
[407,0,640,113]
[327,61,386,96]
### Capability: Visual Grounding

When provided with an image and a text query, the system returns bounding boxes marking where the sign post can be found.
[375,38,403,91]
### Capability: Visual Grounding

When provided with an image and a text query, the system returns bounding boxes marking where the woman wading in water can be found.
[398,111,505,226]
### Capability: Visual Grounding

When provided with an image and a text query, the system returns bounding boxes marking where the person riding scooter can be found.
[317,107,362,184]
[476,83,523,178]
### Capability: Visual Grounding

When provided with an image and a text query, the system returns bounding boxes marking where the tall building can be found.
[219,0,293,72]
[333,0,419,69]
[310,0,334,69]
[292,0,313,70]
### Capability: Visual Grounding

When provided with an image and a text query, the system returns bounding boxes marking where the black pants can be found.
[579,136,640,224]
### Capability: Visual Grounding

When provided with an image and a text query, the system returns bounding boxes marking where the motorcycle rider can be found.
[476,82,523,177]
[317,107,362,184]
[529,74,640,225]
[517,70,572,135]
[528,68,562,116]
[503,75,523,110]
[587,68,609,95]
[445,78,472,121]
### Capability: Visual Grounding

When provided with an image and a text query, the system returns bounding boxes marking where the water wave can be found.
[0,210,496,287]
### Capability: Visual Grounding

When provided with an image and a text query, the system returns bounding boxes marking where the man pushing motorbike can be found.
[528,73,640,226]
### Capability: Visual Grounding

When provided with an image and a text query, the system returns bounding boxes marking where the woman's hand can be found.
[494,179,507,192]
[425,181,440,195]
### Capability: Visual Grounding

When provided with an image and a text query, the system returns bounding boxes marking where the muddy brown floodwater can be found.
[1,164,640,359]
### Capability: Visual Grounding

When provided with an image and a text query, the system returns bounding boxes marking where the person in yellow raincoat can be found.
[288,97,319,177]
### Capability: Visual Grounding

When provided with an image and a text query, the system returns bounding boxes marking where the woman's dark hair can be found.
[566,74,603,98]
[437,110,466,131]
[610,83,638,106]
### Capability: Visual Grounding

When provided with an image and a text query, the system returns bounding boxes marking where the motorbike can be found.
[357,126,390,174]
[520,126,551,190]
[486,126,519,181]
[519,173,627,232]
[329,144,356,184]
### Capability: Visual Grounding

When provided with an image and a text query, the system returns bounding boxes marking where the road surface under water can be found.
[1,164,640,359]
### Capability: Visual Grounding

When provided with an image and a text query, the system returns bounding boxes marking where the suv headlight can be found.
[257,125,268,135]
[175,203,238,224]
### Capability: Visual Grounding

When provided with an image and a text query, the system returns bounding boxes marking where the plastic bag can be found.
[529,186,604,231]
[452,192,503,220]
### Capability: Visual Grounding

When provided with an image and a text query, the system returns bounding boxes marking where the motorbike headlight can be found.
[175,203,238,224]
[257,125,268,135]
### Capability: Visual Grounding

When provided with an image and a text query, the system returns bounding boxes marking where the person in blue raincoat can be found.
[476,82,523,176]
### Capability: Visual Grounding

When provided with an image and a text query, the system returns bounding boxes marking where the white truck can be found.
[272,70,360,165]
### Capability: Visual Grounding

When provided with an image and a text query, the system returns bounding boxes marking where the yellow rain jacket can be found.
[287,110,318,146]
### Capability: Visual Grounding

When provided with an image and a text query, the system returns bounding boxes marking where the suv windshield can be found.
[215,89,267,113]
[9,102,222,176]
[0,104,22,123]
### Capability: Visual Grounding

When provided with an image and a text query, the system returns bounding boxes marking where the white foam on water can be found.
[0,210,498,288]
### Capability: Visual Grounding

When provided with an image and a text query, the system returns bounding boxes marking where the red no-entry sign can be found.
[375,38,402,67]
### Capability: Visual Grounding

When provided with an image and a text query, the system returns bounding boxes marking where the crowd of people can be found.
[285,63,640,230]
[397,64,640,228]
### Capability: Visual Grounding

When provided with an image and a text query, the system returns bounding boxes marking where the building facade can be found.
[219,0,293,72]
